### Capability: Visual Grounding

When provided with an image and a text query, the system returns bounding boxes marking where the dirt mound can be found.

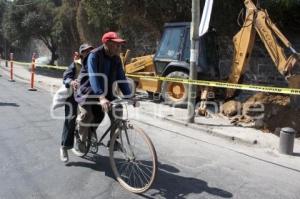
[221,100,242,117]
[244,92,289,106]
[221,92,300,138]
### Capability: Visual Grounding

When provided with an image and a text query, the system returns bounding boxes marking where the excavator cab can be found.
[152,22,220,104]
[154,22,219,78]
[125,22,219,105]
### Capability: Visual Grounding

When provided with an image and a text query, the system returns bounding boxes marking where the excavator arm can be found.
[255,9,298,75]
[226,0,300,98]
[198,0,300,115]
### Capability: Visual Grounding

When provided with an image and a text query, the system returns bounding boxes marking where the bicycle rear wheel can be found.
[109,124,157,193]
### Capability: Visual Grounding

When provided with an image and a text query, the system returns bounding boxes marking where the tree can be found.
[1,0,300,64]
[81,0,192,55]
[53,0,81,63]
[262,0,300,32]
[0,0,11,58]
[2,0,59,64]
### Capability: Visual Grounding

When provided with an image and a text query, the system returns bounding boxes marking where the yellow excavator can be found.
[123,0,300,112]
[226,0,300,98]
[123,22,220,105]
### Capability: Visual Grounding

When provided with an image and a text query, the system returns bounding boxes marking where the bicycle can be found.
[73,98,158,193]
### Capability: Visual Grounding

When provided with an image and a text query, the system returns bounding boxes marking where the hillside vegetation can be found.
[0,0,299,64]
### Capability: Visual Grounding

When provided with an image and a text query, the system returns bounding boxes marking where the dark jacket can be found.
[63,61,82,88]
[75,45,131,104]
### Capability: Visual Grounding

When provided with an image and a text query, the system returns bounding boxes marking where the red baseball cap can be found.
[101,32,126,44]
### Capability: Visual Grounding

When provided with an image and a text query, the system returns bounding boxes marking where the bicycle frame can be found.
[74,98,157,193]
[97,118,127,147]
[97,99,132,146]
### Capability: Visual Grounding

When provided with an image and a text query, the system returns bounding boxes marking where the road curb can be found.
[1,65,60,92]
[2,64,297,149]
[1,65,29,82]
[138,109,258,147]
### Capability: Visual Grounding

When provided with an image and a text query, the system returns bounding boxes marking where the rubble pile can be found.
[221,92,300,138]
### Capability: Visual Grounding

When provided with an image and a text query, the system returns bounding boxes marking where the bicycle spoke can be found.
[137,167,152,184]
[116,159,128,165]
[119,130,127,154]
[132,129,149,159]
[124,128,144,160]
[137,160,154,170]
[124,128,135,157]
[120,161,152,189]
[132,166,137,188]
[135,163,151,183]
[109,123,157,193]
[127,164,135,185]
[133,163,142,188]
[134,163,150,186]
[115,130,133,160]
[116,161,130,176]
[135,164,144,188]
[122,162,132,181]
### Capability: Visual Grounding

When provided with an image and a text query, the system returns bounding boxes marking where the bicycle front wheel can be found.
[109,124,157,193]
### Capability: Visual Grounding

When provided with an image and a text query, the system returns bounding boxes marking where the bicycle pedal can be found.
[90,146,98,154]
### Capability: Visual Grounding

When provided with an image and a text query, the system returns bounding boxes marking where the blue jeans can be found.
[61,96,78,149]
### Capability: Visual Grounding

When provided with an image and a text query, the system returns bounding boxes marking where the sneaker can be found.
[71,148,85,157]
[60,147,69,163]
[71,138,87,157]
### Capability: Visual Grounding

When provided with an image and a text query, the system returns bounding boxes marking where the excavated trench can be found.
[221,92,300,138]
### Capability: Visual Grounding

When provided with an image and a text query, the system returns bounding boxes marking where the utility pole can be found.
[187,0,200,123]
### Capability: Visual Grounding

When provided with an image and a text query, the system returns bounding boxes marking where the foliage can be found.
[81,0,192,55]
[2,0,59,63]
[0,0,7,56]
[53,0,81,63]
[262,0,300,31]
[1,0,300,63]
[0,0,6,36]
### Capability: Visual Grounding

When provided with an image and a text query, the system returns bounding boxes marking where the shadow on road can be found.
[35,67,64,78]
[67,154,233,199]
[0,102,19,107]
[66,154,114,178]
[293,152,300,157]
[141,164,233,199]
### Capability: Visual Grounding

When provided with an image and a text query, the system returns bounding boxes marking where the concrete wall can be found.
[217,36,300,88]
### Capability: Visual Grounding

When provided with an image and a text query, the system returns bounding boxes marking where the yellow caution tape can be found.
[13,61,31,67]
[34,63,66,70]
[2,58,299,95]
[126,74,300,95]
[1,59,67,70]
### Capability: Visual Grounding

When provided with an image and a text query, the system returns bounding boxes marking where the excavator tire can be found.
[161,71,189,105]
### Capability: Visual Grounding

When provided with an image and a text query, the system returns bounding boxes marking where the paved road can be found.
[0,75,300,199]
